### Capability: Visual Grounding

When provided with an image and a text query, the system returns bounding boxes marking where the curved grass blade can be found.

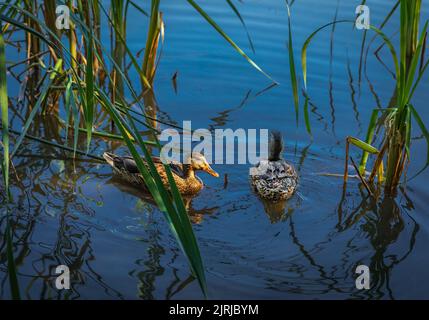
[301,20,352,89]
[409,53,429,102]
[11,60,62,158]
[409,104,429,178]
[369,25,400,90]
[1,23,20,300]
[226,0,255,53]
[187,0,276,83]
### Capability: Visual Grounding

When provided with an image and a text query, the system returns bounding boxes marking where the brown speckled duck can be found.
[103,152,219,196]
[250,131,298,201]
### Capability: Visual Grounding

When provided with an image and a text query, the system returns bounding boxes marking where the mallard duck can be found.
[103,152,219,196]
[250,131,298,201]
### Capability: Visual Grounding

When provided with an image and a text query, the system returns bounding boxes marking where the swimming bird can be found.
[103,152,219,196]
[249,131,298,201]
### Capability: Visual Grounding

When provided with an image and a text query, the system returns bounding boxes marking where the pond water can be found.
[2,0,429,299]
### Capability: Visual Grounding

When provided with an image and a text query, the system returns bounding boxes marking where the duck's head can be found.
[185,152,219,177]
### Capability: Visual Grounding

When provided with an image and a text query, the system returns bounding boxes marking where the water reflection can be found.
[107,177,219,224]
[337,188,419,299]
[0,148,123,299]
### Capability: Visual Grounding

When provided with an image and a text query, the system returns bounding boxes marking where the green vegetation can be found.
[301,0,429,195]
[0,0,271,298]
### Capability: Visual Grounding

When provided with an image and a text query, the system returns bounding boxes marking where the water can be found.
[1,0,429,299]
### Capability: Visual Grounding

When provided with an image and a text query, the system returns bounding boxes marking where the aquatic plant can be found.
[1,20,20,300]
[0,0,271,298]
[302,0,429,195]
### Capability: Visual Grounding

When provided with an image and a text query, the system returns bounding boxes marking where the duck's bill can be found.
[204,166,219,177]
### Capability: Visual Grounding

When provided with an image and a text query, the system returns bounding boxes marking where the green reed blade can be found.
[403,22,428,106]
[97,1,151,89]
[96,87,167,210]
[141,0,161,87]
[359,109,379,174]
[286,3,299,124]
[301,20,352,89]
[1,22,20,300]
[405,105,411,158]
[0,20,9,193]
[1,0,208,297]
[72,91,80,158]
[187,0,276,83]
[85,18,94,152]
[225,0,255,53]
[408,54,429,102]
[349,136,379,154]
[127,108,208,297]
[99,86,208,297]
[64,76,73,146]
[129,0,149,17]
[11,61,62,158]
[3,124,104,161]
[303,94,312,136]
[409,104,429,177]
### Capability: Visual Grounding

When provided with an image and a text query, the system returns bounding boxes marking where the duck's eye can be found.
[266,168,272,173]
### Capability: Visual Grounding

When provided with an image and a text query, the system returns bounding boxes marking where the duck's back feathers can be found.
[103,152,140,173]
[103,152,184,177]
[250,131,298,201]
[103,152,202,195]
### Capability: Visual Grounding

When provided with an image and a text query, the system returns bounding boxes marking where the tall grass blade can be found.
[301,20,351,89]
[286,3,299,125]
[142,0,162,88]
[1,23,20,300]
[225,0,255,53]
[187,0,276,83]
[0,20,9,193]
[11,61,61,158]
[85,18,94,152]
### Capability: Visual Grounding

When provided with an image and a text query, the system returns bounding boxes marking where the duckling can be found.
[103,152,219,196]
[250,131,298,201]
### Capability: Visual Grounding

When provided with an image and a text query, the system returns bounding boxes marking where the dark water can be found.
[2,0,429,299]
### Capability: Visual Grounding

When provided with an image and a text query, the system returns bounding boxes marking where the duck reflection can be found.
[257,197,293,223]
[106,176,219,224]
